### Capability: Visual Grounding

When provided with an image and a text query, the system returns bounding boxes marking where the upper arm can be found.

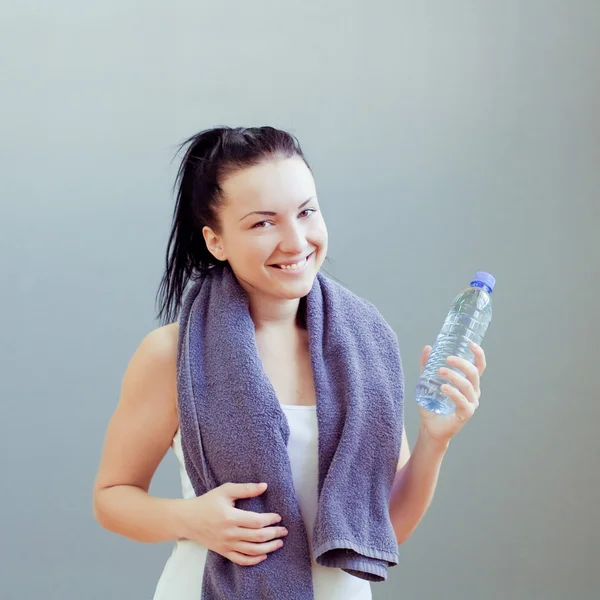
[93,323,180,495]
[397,424,411,472]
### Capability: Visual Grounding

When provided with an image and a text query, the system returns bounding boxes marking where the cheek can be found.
[226,233,274,266]
[311,217,328,248]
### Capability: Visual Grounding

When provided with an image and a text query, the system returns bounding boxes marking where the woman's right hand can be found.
[176,482,288,566]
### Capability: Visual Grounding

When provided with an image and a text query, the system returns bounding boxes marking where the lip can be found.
[269,251,315,273]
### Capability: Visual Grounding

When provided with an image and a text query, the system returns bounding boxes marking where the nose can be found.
[278,221,308,255]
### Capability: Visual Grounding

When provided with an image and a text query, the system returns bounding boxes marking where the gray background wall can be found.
[1,1,599,599]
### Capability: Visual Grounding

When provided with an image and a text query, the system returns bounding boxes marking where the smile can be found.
[271,252,314,272]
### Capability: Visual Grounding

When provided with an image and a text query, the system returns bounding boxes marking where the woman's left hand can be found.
[417,343,487,446]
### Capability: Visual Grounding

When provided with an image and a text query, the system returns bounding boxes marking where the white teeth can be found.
[279,258,307,270]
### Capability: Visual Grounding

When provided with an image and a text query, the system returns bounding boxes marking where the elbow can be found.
[391,517,420,546]
[92,487,112,531]
[92,490,104,527]
[92,496,102,526]
[394,530,414,546]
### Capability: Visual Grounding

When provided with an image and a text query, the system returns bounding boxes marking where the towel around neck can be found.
[177,265,404,600]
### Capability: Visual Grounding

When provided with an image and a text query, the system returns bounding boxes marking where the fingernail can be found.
[447,356,457,363]
[439,367,448,376]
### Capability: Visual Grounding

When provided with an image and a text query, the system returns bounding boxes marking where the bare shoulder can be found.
[118,321,181,424]
[137,322,179,362]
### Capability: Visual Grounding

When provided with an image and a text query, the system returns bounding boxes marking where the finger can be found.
[420,345,432,373]
[234,508,282,529]
[439,366,479,405]
[236,525,289,544]
[446,355,480,396]
[441,384,476,421]
[470,343,487,376]
[225,482,269,500]
[234,538,285,557]
[227,551,268,566]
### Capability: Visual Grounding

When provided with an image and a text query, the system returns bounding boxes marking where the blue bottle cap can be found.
[471,271,496,292]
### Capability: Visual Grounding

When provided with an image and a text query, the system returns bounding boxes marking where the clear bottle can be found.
[416,271,495,415]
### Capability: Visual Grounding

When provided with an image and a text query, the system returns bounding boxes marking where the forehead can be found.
[220,156,316,212]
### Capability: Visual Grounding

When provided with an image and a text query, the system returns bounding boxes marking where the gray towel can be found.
[177,265,404,599]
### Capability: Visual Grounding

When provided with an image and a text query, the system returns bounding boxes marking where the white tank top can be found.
[153,404,372,600]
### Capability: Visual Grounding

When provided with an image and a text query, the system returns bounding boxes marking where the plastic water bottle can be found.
[416,271,495,415]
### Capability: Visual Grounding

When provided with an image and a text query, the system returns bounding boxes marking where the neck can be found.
[248,292,302,332]
[230,268,306,331]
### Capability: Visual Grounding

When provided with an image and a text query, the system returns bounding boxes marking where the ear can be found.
[202,226,227,261]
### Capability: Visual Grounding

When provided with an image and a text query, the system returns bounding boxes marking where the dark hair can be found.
[155,126,310,324]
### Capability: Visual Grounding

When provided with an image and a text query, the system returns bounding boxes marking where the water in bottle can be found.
[416,271,495,415]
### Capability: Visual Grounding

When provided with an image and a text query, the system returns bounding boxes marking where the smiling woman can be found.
[200,156,328,303]
[93,126,380,600]
[92,126,481,600]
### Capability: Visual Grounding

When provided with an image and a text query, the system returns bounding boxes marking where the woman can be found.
[93,126,486,600]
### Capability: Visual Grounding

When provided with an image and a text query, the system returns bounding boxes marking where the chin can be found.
[277,281,315,300]
[267,268,320,300]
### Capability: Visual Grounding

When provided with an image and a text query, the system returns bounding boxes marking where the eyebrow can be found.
[239,197,315,222]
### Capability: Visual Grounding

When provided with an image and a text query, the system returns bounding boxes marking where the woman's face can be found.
[203,156,328,301]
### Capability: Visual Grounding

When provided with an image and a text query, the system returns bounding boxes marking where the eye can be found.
[251,220,273,229]
[299,208,317,218]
